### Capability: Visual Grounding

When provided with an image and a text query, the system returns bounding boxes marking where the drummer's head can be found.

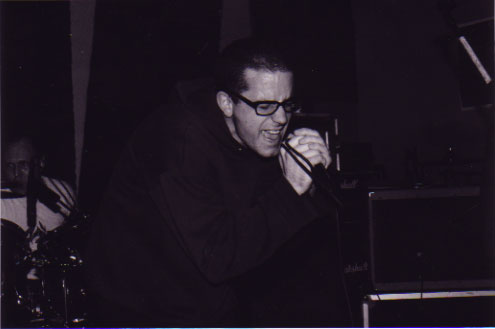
[2,136,44,195]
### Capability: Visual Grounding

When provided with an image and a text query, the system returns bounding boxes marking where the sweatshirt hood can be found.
[177,79,246,152]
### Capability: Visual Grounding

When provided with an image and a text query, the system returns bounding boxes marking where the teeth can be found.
[263,130,282,143]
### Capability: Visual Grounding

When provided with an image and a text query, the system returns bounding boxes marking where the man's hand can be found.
[279,128,331,195]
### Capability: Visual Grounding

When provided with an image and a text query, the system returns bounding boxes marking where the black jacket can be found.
[85,83,336,327]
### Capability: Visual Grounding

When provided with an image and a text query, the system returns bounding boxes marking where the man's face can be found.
[3,140,36,194]
[229,68,294,157]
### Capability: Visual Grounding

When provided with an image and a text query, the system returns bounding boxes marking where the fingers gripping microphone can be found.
[281,142,343,207]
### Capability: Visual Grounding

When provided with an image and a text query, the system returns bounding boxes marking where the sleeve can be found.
[155,134,329,285]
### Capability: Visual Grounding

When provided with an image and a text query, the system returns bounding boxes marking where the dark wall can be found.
[352,0,493,185]
[78,0,222,213]
[251,0,359,141]
[1,1,75,185]
[251,0,357,103]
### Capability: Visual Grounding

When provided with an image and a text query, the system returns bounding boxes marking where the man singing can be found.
[86,37,343,327]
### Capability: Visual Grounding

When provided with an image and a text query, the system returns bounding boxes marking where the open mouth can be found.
[262,129,283,143]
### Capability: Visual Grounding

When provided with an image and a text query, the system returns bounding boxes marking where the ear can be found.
[216,91,234,118]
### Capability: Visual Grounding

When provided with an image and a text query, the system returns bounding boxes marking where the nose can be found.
[271,105,289,125]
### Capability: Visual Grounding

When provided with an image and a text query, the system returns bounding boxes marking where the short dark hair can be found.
[214,37,293,96]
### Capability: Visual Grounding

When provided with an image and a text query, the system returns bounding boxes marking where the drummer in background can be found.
[1,135,76,250]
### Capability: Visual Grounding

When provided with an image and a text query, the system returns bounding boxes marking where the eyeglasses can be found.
[227,90,301,116]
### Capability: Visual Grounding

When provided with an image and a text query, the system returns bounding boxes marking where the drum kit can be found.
[1,212,91,328]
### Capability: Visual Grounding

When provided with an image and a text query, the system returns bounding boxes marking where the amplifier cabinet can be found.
[368,186,495,292]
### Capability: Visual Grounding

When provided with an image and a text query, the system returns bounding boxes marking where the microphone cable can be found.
[280,141,355,326]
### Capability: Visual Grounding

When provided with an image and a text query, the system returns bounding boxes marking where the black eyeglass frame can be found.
[226,90,301,116]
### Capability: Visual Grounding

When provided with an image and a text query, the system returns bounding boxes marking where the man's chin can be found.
[256,146,280,158]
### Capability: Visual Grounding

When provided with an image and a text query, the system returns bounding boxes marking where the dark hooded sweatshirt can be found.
[85,83,338,327]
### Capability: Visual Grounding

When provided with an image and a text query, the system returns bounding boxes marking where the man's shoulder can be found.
[172,77,214,105]
[130,87,218,150]
[138,77,215,130]
[129,102,197,151]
